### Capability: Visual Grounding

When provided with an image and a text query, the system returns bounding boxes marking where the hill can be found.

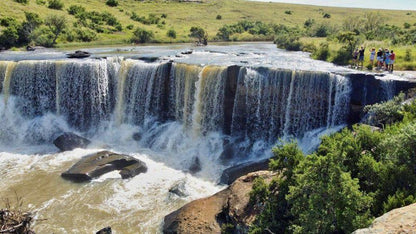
[0,0,415,47]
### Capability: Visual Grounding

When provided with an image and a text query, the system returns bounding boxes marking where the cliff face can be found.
[353,203,416,234]
[163,171,276,234]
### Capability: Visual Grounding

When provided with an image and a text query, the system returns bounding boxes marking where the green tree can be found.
[19,12,43,44]
[45,14,66,45]
[189,26,207,44]
[287,152,373,233]
[131,27,154,43]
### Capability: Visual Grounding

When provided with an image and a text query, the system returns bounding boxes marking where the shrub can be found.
[362,93,405,127]
[167,29,176,39]
[274,33,302,51]
[284,10,293,15]
[75,28,97,42]
[312,42,329,61]
[14,0,29,4]
[404,49,412,62]
[161,13,167,18]
[32,26,54,47]
[68,5,85,15]
[332,48,351,65]
[131,27,154,43]
[106,0,118,7]
[35,0,46,5]
[383,190,416,213]
[304,18,315,28]
[216,14,222,20]
[323,13,331,18]
[126,24,134,30]
[404,22,411,29]
[48,0,64,10]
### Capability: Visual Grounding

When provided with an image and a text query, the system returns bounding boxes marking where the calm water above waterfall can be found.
[0,43,400,233]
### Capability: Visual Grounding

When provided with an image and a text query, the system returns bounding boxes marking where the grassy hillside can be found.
[0,0,415,46]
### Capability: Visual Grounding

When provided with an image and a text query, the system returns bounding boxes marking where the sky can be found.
[249,0,416,10]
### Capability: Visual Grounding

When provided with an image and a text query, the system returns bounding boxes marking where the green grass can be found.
[1,0,415,45]
[300,37,416,70]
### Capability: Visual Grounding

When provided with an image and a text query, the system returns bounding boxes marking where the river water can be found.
[0,43,399,233]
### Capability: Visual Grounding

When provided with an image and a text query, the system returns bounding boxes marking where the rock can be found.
[66,50,91,59]
[53,132,91,151]
[219,159,270,185]
[353,203,416,234]
[96,227,112,234]
[61,151,147,182]
[132,132,142,141]
[163,171,276,234]
[188,157,201,174]
[168,180,188,197]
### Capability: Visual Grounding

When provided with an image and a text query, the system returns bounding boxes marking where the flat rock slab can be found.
[53,132,91,151]
[61,151,147,182]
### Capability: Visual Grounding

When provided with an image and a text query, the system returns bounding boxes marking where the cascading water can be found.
[0,50,381,233]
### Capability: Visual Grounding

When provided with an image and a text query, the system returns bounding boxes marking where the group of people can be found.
[352,47,396,72]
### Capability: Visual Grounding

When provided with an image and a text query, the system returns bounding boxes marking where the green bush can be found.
[274,33,302,51]
[383,190,416,213]
[323,13,331,18]
[404,22,411,29]
[363,93,405,127]
[216,14,222,20]
[131,27,154,43]
[35,0,46,5]
[332,47,351,65]
[106,0,118,7]
[312,42,329,61]
[32,26,54,47]
[167,29,176,39]
[14,0,29,4]
[48,0,64,10]
[404,49,412,62]
[284,10,293,15]
[126,24,134,30]
[68,5,85,15]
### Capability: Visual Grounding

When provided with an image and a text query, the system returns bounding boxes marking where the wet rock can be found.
[169,180,188,197]
[132,132,141,141]
[220,159,270,185]
[61,151,147,183]
[53,132,91,151]
[188,157,201,174]
[96,227,112,234]
[163,171,276,234]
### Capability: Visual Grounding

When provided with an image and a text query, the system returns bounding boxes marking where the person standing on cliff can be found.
[358,46,365,69]
[389,50,396,73]
[376,48,383,70]
[370,48,376,69]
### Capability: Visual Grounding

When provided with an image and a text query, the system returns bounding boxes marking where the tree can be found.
[336,31,360,54]
[131,27,154,43]
[287,152,373,233]
[189,26,207,45]
[45,15,66,45]
[19,12,42,44]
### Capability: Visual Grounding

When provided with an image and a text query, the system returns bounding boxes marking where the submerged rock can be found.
[53,132,91,151]
[219,158,270,185]
[96,227,112,234]
[61,151,147,182]
[168,180,188,197]
[163,171,276,234]
[188,156,201,174]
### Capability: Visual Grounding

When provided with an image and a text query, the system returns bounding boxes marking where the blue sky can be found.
[249,0,416,10]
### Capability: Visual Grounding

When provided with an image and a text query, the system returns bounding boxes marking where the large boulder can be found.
[220,159,269,185]
[61,151,147,182]
[353,203,416,234]
[163,171,275,234]
[53,132,91,151]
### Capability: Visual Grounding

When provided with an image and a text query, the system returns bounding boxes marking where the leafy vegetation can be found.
[249,95,416,233]
[131,27,154,43]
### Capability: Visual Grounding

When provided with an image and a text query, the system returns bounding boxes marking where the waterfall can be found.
[0,58,356,153]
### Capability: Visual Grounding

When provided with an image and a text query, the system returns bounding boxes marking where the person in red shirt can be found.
[389,50,396,73]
